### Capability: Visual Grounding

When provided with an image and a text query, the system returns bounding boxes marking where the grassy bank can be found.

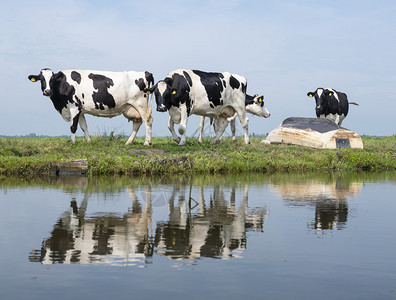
[0,135,395,176]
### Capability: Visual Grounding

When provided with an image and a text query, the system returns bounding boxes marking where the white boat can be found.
[266,117,363,149]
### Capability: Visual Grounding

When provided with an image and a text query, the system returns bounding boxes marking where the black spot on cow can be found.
[241,83,246,94]
[210,104,214,108]
[170,73,193,115]
[222,80,227,88]
[192,70,224,107]
[88,73,116,110]
[82,93,85,99]
[183,71,193,87]
[135,78,146,91]
[71,71,81,84]
[74,95,82,109]
[48,72,76,114]
[245,94,255,106]
[230,75,240,90]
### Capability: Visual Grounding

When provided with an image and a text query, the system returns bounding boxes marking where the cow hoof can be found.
[210,139,220,145]
[173,137,181,144]
[144,141,152,146]
[178,141,186,146]
[261,140,271,145]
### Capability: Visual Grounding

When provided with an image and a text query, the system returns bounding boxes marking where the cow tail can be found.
[349,102,359,106]
[146,93,153,120]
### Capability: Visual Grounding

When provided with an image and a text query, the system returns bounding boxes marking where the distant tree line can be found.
[0,133,54,138]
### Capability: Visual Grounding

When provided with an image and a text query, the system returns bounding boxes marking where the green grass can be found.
[0,135,395,176]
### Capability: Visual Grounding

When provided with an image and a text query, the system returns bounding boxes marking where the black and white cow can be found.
[28,68,154,145]
[145,69,250,145]
[198,94,270,143]
[307,88,358,126]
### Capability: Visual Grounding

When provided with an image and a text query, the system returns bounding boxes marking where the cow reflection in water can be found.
[271,177,362,232]
[156,184,267,259]
[30,183,267,264]
[30,186,153,264]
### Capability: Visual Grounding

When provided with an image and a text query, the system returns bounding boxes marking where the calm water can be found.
[0,173,395,300]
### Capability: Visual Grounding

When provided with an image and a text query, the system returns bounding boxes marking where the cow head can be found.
[307,88,336,112]
[246,94,271,118]
[145,80,175,112]
[28,68,55,97]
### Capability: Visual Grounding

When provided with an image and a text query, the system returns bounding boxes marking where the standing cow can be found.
[198,94,271,143]
[307,88,358,126]
[28,68,154,145]
[145,69,250,145]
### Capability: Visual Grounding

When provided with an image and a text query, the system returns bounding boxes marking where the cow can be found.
[307,88,359,126]
[198,93,271,143]
[28,68,154,145]
[145,69,250,145]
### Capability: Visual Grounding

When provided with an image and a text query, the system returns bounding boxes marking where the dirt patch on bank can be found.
[128,148,166,156]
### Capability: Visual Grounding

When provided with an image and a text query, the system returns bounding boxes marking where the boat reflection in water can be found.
[271,176,362,233]
[29,178,268,265]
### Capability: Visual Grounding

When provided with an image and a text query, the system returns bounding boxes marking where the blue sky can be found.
[0,0,395,138]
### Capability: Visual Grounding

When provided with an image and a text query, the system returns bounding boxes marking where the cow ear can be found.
[145,71,154,87]
[28,75,40,82]
[307,92,314,98]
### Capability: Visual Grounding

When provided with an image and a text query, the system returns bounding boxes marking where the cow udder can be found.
[123,105,142,122]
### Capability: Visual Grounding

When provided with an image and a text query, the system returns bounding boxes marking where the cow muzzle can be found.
[157,104,167,112]
[43,89,52,97]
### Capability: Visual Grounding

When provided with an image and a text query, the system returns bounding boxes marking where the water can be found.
[0,173,395,300]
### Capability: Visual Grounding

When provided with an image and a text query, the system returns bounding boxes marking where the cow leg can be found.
[198,116,205,143]
[335,114,343,126]
[230,118,236,141]
[143,115,153,146]
[142,98,153,146]
[168,116,181,144]
[237,110,250,144]
[70,110,81,144]
[78,115,91,142]
[211,117,228,144]
[125,119,142,145]
[178,104,188,146]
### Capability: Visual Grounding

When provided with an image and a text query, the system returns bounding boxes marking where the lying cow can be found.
[28,68,154,145]
[145,69,250,145]
[307,88,358,126]
[198,94,271,143]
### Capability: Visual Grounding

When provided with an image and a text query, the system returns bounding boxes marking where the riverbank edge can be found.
[0,136,395,176]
